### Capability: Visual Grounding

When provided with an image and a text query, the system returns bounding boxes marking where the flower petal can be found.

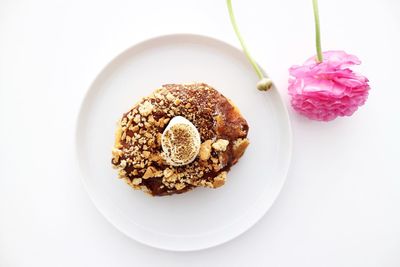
[288,51,370,121]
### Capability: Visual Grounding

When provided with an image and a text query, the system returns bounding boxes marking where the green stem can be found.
[227,0,264,79]
[312,0,323,62]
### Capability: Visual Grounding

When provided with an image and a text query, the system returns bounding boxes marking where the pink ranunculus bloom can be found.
[288,50,370,121]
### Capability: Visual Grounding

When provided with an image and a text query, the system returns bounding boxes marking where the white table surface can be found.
[1,0,399,266]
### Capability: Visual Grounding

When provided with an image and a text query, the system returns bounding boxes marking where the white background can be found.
[1,0,399,266]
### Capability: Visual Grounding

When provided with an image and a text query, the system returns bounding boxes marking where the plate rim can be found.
[74,33,293,251]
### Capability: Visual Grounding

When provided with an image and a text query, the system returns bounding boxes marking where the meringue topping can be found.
[161,116,201,166]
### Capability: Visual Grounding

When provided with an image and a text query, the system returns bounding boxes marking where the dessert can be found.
[111,83,249,196]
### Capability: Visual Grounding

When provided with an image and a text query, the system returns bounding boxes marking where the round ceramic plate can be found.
[76,34,292,251]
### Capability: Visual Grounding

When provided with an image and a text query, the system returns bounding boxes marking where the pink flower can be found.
[288,50,370,121]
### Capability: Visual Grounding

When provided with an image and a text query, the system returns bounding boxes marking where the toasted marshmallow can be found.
[161,116,201,166]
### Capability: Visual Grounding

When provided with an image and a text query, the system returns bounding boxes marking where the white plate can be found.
[75,34,292,251]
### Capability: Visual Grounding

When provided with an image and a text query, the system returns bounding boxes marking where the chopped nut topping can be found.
[138,101,153,116]
[131,178,142,185]
[133,114,141,123]
[163,168,174,178]
[166,93,175,101]
[118,169,127,178]
[212,139,229,151]
[142,166,158,179]
[173,98,181,105]
[120,160,127,168]
[175,183,186,190]
[213,171,227,188]
[149,153,161,162]
[199,140,212,161]
[164,173,178,183]
[148,115,155,123]
[156,133,162,145]
[112,148,123,158]
[142,151,151,158]
[121,131,126,141]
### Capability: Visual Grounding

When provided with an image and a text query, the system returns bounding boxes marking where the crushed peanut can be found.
[199,140,212,161]
[131,178,142,185]
[212,171,227,188]
[212,139,229,151]
[138,101,153,116]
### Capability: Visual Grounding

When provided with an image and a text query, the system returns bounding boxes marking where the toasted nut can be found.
[212,139,229,151]
[131,178,142,185]
[138,101,153,116]
[175,183,186,190]
[156,133,162,145]
[213,171,227,188]
[163,168,174,178]
[144,132,152,139]
[142,166,157,179]
[118,169,127,178]
[164,173,178,183]
[131,125,139,132]
[120,160,127,168]
[199,140,212,161]
[166,93,174,101]
[148,115,155,123]
[150,153,163,164]
[134,114,141,123]
[173,98,181,105]
[112,148,123,157]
